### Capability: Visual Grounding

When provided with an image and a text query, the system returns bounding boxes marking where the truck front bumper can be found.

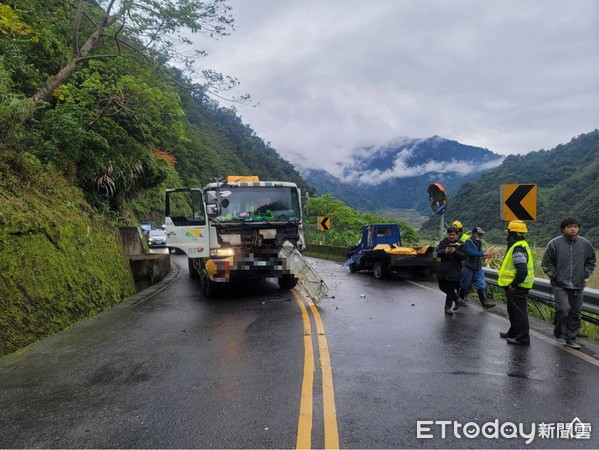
[206,252,290,282]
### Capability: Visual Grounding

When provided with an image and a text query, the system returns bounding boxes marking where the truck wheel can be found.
[188,258,200,279]
[349,262,357,273]
[200,267,218,298]
[278,274,298,290]
[373,261,389,280]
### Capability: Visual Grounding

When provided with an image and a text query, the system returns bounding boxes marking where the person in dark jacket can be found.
[435,227,466,315]
[498,220,535,345]
[458,227,495,309]
[542,218,596,349]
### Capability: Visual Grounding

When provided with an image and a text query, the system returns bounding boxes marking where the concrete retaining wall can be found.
[117,226,146,256]
[117,227,172,292]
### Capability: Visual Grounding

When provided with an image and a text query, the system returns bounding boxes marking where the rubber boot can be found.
[454,288,468,310]
[478,289,495,309]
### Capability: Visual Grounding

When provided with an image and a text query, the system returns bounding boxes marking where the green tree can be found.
[0,4,31,36]
[305,194,419,247]
[420,130,599,246]
[37,58,186,210]
[22,0,234,102]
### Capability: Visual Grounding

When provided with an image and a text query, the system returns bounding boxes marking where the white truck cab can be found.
[165,176,326,299]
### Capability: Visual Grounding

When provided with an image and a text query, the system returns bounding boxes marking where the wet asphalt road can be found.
[1,256,598,449]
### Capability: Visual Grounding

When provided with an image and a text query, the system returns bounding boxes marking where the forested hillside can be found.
[421,130,599,246]
[0,0,312,356]
[176,94,310,190]
[1,0,311,225]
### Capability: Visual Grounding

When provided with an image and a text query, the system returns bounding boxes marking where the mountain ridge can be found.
[303,136,503,214]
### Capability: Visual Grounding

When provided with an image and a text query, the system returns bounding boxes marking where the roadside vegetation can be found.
[301,193,599,342]
[486,285,599,342]
[487,245,599,341]
[304,194,420,247]
[0,154,135,357]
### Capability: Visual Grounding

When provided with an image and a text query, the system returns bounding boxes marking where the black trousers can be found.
[505,287,530,343]
[438,279,460,308]
[553,286,583,339]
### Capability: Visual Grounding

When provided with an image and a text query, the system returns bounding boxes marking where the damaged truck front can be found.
[165,176,327,300]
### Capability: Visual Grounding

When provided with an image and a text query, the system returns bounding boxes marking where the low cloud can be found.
[337,145,504,185]
[198,0,599,173]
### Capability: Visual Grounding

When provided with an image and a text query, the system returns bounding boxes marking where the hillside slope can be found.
[177,96,311,189]
[0,157,136,357]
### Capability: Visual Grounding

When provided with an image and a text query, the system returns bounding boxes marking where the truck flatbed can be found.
[344,224,436,280]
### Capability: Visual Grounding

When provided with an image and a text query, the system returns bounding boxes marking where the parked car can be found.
[147,228,167,247]
[140,222,153,236]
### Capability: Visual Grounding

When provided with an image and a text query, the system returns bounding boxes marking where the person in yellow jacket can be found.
[498,220,534,345]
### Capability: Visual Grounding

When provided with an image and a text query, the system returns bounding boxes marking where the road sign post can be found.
[318,216,331,245]
[318,216,331,232]
[427,183,448,241]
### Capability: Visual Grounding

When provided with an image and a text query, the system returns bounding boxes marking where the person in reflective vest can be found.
[459,231,471,243]
[498,220,534,345]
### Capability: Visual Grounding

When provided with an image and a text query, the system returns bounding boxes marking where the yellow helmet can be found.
[508,220,528,233]
[451,220,463,230]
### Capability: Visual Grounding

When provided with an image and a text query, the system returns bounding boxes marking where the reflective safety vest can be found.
[460,232,470,243]
[498,240,534,288]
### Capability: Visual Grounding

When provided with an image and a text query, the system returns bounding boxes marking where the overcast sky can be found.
[195,0,599,174]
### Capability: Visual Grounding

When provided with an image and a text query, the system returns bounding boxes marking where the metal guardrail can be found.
[305,244,599,324]
[305,244,348,258]
[483,268,599,324]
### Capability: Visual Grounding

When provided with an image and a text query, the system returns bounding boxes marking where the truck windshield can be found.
[209,187,301,222]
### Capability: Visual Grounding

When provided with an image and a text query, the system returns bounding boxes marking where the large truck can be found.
[165,176,327,300]
[344,223,436,280]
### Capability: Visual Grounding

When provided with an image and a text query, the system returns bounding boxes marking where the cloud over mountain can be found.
[304,136,503,214]
[335,136,503,185]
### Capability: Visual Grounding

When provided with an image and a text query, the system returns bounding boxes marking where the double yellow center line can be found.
[293,288,339,449]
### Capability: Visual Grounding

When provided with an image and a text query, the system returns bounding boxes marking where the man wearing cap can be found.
[498,220,534,345]
[458,227,495,309]
[542,218,596,349]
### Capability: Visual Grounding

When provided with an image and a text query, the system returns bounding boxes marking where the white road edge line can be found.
[408,280,599,367]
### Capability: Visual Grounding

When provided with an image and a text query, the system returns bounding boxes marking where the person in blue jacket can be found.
[458,227,495,309]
